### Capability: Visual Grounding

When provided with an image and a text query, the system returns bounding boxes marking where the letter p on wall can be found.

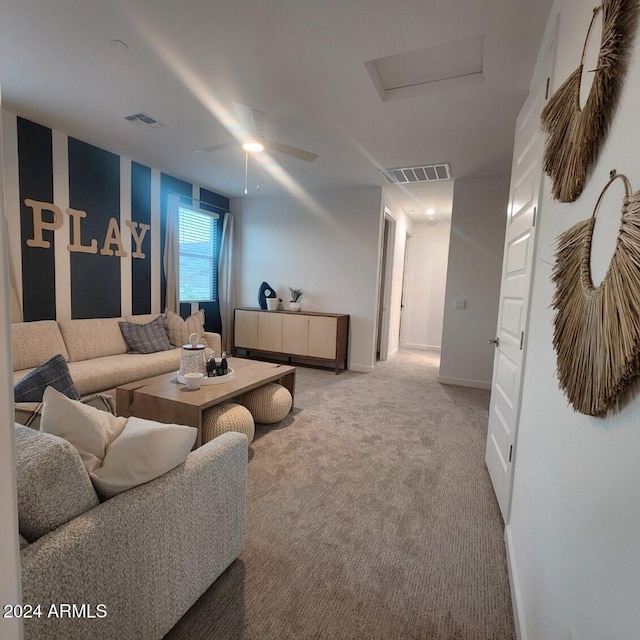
[24,199,63,248]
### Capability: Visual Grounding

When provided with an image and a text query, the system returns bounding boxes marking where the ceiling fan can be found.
[195,102,318,163]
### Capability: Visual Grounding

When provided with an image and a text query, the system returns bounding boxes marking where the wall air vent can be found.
[382,163,452,184]
[123,112,165,130]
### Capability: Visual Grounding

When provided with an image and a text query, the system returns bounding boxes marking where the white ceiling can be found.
[0,0,552,221]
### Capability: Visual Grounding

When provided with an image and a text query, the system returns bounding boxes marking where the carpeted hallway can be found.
[165,349,515,640]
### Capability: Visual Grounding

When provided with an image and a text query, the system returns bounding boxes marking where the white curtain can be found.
[218,210,235,353]
[163,194,180,313]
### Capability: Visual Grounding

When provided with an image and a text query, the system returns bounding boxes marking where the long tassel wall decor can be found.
[540,0,639,203]
[552,172,640,416]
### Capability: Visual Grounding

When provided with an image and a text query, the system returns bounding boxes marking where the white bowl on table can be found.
[184,372,204,390]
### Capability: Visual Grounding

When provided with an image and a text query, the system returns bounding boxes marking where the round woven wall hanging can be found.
[552,171,640,416]
[540,0,638,203]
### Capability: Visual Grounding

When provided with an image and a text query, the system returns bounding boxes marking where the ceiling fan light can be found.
[242,140,264,153]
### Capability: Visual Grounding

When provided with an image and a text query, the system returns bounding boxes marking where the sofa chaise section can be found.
[18,425,247,640]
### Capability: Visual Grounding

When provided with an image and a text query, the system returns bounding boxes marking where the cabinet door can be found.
[235,310,258,349]
[258,312,283,352]
[308,316,337,359]
[282,314,309,356]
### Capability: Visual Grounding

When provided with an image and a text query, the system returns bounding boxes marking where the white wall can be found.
[233,186,383,372]
[0,91,23,640]
[380,189,413,358]
[508,2,640,639]
[438,175,509,388]
[402,221,451,350]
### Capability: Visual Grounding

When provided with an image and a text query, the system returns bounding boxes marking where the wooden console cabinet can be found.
[234,308,349,374]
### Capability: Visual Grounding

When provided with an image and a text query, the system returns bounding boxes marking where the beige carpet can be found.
[165,349,515,640]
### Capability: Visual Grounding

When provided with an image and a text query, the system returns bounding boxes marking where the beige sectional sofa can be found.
[16,423,247,640]
[12,314,221,422]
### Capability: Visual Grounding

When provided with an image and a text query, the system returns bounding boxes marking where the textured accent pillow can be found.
[40,386,126,473]
[118,315,171,354]
[91,417,197,498]
[164,308,206,347]
[14,354,80,403]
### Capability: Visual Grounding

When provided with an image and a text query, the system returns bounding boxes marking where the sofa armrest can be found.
[20,431,247,640]
[202,331,222,353]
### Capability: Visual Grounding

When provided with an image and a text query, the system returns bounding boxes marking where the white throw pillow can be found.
[91,417,196,499]
[40,386,126,473]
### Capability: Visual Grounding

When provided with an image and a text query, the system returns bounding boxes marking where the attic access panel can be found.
[365,36,484,101]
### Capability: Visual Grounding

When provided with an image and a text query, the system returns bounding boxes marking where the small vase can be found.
[289,302,301,312]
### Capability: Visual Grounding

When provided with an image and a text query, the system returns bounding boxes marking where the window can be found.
[178,205,219,302]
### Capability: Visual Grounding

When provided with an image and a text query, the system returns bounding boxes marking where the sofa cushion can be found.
[12,320,69,371]
[66,349,182,396]
[40,387,126,474]
[14,424,99,542]
[91,417,197,498]
[164,308,205,347]
[14,354,81,402]
[58,317,128,362]
[119,315,172,354]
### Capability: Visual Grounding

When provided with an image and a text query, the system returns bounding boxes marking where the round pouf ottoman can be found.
[239,383,292,424]
[202,403,255,444]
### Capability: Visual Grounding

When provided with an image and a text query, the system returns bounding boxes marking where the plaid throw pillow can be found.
[118,315,172,354]
[14,354,81,403]
[164,309,205,347]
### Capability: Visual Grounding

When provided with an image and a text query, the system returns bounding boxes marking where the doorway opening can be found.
[377,209,395,361]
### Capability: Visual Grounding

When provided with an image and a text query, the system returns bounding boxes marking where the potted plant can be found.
[289,288,303,312]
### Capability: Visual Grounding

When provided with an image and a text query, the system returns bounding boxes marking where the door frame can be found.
[377,208,395,361]
[399,231,411,348]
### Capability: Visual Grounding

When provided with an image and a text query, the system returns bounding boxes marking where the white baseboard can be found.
[403,343,441,352]
[349,364,375,373]
[505,525,525,640]
[437,375,491,390]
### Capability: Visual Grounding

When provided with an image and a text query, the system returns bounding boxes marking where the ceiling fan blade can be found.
[194,142,235,153]
[265,139,318,162]
[233,102,265,138]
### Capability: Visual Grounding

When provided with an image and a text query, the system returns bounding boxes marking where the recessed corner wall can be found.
[439,175,509,388]
[402,220,451,351]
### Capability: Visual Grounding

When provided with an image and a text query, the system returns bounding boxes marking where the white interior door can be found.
[485,30,555,523]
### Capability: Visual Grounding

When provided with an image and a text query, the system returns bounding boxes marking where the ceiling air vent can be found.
[123,112,165,130]
[382,163,451,184]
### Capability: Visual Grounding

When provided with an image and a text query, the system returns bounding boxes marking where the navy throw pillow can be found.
[14,354,80,403]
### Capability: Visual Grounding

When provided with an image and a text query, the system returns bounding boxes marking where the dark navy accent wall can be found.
[160,173,192,313]
[131,162,152,315]
[200,187,229,212]
[199,187,228,334]
[68,138,121,319]
[12,116,231,330]
[17,118,56,321]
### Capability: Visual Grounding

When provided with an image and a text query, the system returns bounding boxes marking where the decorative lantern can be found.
[179,333,207,377]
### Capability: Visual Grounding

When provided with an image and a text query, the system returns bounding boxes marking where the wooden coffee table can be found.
[116,357,296,447]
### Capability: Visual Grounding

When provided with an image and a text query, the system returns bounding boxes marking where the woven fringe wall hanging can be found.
[552,171,640,416]
[540,0,639,203]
